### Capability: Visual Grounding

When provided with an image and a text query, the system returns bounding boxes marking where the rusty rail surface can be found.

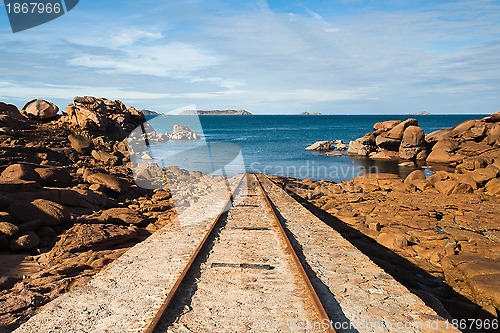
[144,175,246,333]
[150,173,334,332]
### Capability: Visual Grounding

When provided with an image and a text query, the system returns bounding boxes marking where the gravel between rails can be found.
[154,174,323,332]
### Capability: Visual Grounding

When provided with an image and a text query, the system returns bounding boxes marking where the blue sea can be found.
[142,114,486,183]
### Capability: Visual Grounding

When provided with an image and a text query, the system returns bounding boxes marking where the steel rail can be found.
[148,173,333,333]
[255,174,335,333]
[144,174,246,333]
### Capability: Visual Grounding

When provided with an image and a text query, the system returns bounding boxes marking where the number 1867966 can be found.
[5,2,62,14]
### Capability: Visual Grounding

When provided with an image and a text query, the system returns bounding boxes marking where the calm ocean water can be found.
[143,115,486,182]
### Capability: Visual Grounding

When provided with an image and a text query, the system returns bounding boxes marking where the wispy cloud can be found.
[305,9,340,33]
[110,29,163,47]
[0,81,246,100]
[68,42,222,76]
[255,88,378,103]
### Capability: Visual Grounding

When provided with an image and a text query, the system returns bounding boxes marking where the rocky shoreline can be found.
[347,113,500,164]
[271,112,500,328]
[1,99,499,331]
[0,97,221,331]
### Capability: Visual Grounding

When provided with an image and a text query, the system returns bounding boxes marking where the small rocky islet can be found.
[178,109,252,115]
[0,96,224,331]
[0,97,499,330]
[307,113,500,168]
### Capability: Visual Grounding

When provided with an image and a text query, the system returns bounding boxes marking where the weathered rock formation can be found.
[140,109,160,115]
[0,96,191,330]
[348,112,500,165]
[63,96,146,140]
[425,115,500,165]
[168,125,200,140]
[305,140,333,151]
[349,118,428,160]
[0,102,26,130]
[21,99,59,120]
[299,112,322,115]
[306,140,347,152]
[0,95,233,330]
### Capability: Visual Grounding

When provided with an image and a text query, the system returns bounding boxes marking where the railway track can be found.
[152,173,333,332]
[15,173,455,332]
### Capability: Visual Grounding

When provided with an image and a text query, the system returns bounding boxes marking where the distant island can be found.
[411,111,432,115]
[140,109,161,115]
[299,112,322,115]
[179,110,252,115]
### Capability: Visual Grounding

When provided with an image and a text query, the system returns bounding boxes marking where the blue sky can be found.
[1,0,499,114]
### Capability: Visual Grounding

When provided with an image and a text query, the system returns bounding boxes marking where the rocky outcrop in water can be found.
[168,125,200,140]
[283,112,500,325]
[299,112,322,115]
[305,140,347,152]
[305,140,334,151]
[348,118,429,160]
[140,109,160,115]
[348,112,500,166]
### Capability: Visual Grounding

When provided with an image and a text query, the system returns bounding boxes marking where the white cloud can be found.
[65,36,244,89]
[110,29,163,46]
[187,76,244,89]
[260,88,378,103]
[0,81,246,101]
[68,42,223,76]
